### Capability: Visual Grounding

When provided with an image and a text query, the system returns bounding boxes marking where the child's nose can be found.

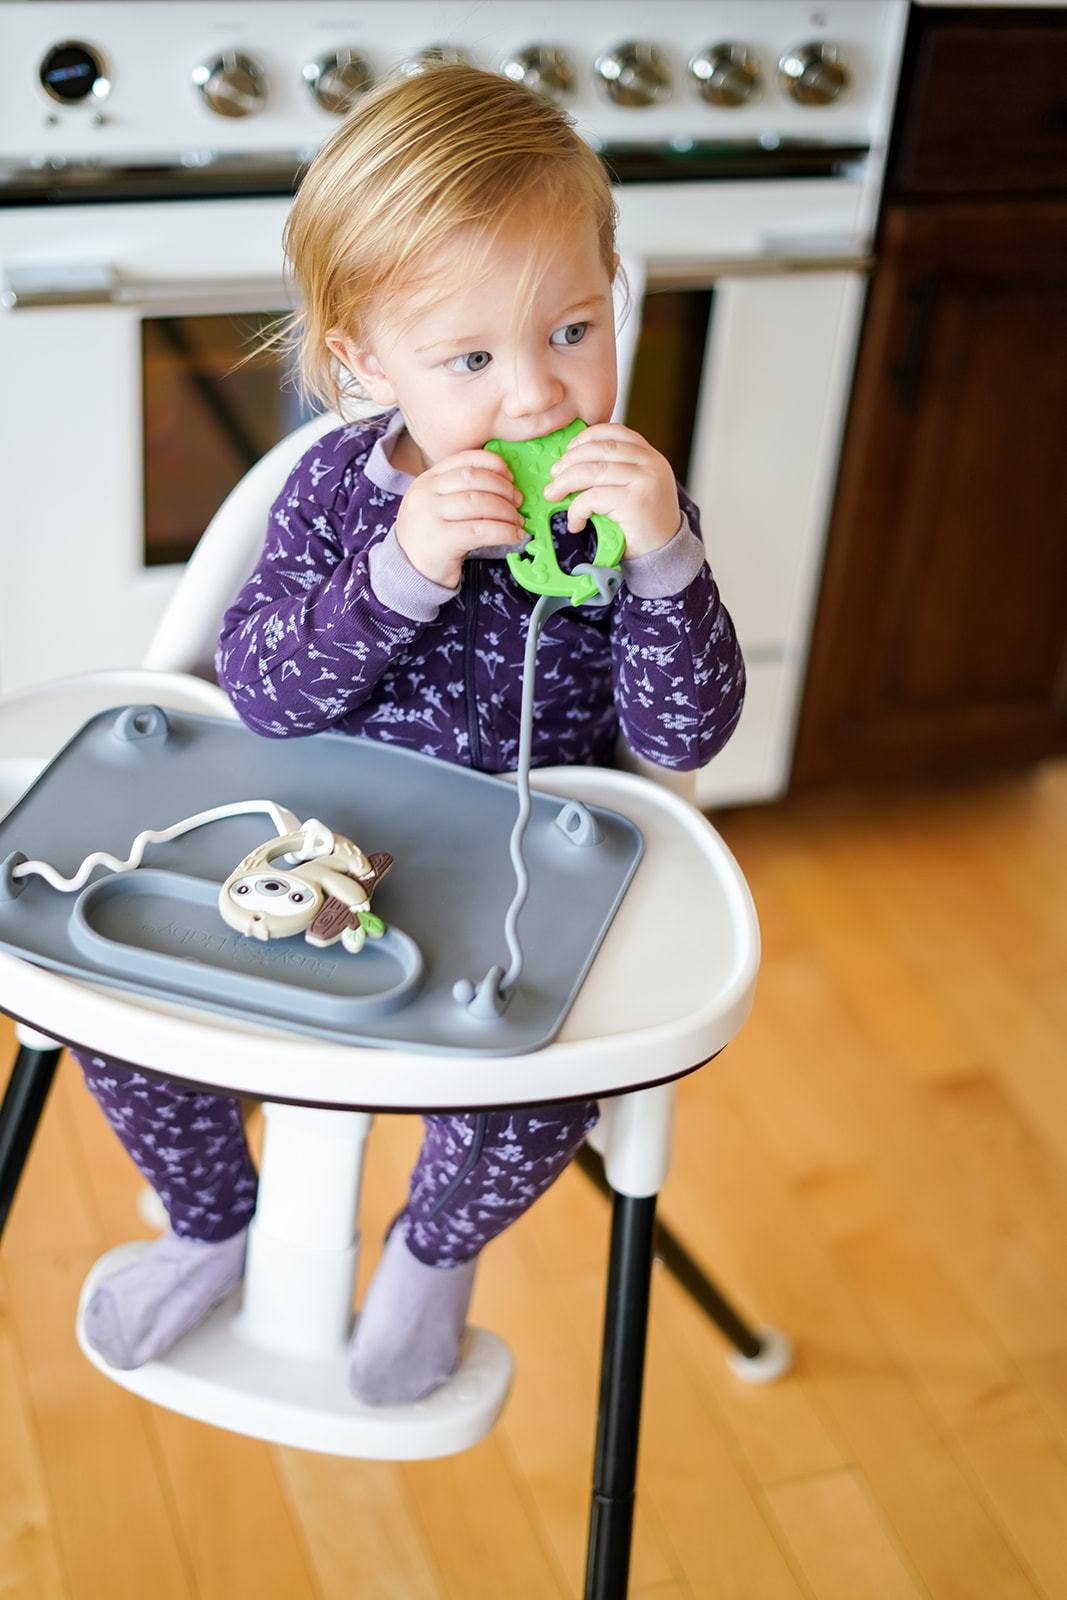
[502,356,564,421]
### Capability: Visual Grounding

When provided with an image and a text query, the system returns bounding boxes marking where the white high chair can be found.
[0,408,787,1600]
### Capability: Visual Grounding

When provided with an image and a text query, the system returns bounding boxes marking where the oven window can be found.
[624,289,714,484]
[142,313,314,567]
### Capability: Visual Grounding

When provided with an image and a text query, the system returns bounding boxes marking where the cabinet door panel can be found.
[890,10,1067,199]
[792,203,1067,786]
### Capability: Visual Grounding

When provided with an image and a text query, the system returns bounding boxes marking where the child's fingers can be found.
[559,431,644,457]
[429,450,517,487]
[433,465,523,505]
[558,487,626,532]
[548,452,638,483]
[455,519,529,551]
[437,489,527,528]
[566,423,644,447]
[544,466,632,503]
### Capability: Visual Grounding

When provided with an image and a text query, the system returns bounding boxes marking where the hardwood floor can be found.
[2,760,1066,1599]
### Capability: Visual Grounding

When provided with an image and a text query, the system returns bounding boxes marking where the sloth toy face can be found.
[218,826,392,951]
[225,871,322,929]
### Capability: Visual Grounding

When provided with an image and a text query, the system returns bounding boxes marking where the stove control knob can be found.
[689,43,761,107]
[778,41,850,106]
[192,51,268,119]
[594,42,672,108]
[501,45,575,104]
[303,49,373,116]
[399,44,470,77]
[39,40,111,106]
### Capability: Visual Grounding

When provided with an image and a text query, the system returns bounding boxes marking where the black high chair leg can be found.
[585,1188,657,1600]
[0,1040,62,1242]
[575,1144,764,1360]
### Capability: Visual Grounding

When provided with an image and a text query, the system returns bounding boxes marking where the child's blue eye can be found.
[551,322,588,347]
[445,349,492,374]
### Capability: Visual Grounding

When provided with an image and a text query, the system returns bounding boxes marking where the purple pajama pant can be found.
[71,1050,598,1265]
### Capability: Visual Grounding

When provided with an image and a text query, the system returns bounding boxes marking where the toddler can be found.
[73,63,745,1404]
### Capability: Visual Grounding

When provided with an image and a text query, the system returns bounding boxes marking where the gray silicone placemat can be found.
[0,707,643,1056]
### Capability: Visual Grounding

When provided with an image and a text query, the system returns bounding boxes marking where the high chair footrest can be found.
[76,1244,514,1459]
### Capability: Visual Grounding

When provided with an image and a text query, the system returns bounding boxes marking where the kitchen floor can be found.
[2,759,1066,1600]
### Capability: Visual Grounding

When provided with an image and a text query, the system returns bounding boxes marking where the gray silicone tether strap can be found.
[453,563,622,1019]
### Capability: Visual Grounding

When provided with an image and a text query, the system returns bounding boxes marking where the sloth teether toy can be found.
[219,824,393,954]
[10,794,396,960]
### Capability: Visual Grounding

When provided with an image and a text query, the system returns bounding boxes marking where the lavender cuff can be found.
[620,512,707,600]
[368,526,460,622]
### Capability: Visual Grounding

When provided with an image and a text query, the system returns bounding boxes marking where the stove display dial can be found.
[689,43,761,107]
[39,40,110,106]
[303,49,373,115]
[400,44,470,77]
[500,45,575,105]
[192,51,268,119]
[778,41,850,106]
[594,42,672,108]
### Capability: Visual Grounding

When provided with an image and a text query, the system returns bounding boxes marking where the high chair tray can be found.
[0,706,643,1057]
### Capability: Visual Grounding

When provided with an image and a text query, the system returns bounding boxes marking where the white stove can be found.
[4,2,899,179]
[0,2,910,806]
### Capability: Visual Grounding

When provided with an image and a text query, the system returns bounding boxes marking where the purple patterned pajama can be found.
[75,406,744,1259]
[73,1047,596,1259]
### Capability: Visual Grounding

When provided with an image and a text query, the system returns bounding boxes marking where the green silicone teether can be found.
[484,419,625,607]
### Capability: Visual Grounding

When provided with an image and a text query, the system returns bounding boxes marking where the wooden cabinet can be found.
[791,8,1067,788]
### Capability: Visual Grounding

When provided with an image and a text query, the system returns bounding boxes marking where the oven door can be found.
[613,165,873,805]
[622,261,868,807]
[0,266,314,693]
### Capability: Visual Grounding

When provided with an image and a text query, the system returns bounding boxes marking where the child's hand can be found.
[395,450,526,589]
[543,424,682,558]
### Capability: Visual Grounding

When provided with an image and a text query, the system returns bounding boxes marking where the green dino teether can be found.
[484,418,625,607]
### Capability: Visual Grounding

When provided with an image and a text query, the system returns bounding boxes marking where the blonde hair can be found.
[260,64,621,416]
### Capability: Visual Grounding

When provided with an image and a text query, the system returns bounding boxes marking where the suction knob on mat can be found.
[555,801,603,848]
[453,966,509,1020]
[112,705,170,744]
[0,852,28,902]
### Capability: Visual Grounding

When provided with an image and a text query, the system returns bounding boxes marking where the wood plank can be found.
[765,1466,926,1600]
[0,1049,195,1600]
[0,1263,70,1600]
[660,1069,852,1489]
[274,1450,442,1600]
[401,1433,571,1600]
[665,1073,1042,1600]
[472,1229,676,1595]
[797,1112,1067,1600]
[58,1057,322,1600]
[725,831,1067,1359]
[636,1275,810,1598]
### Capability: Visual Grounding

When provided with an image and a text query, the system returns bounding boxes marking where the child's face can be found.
[327,218,619,472]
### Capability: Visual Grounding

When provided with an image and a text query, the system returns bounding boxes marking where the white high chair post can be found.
[14,1023,61,1051]
[594,1083,675,1197]
[238,1104,372,1359]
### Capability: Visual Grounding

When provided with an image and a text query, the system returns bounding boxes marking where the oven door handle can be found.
[3,242,872,311]
[646,235,872,291]
[1,264,288,311]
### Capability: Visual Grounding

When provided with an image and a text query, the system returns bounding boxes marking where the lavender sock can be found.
[348,1225,476,1405]
[82,1227,248,1370]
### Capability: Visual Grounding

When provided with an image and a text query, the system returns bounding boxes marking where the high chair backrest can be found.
[143,410,348,681]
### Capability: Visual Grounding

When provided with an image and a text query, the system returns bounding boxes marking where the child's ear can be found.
[325,330,396,404]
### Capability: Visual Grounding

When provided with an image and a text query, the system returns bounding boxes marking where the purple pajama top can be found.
[216,407,745,774]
